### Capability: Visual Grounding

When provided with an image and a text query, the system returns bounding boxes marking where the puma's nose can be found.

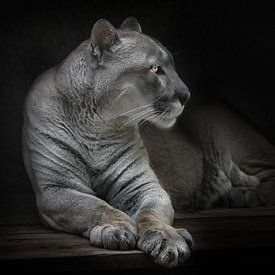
[175,87,191,106]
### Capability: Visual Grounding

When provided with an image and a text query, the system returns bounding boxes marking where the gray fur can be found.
[22,18,275,268]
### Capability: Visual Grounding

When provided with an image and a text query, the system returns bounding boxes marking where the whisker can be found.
[119,109,155,129]
[119,103,153,117]
[122,110,155,129]
[151,112,164,124]
[151,108,169,125]
[138,107,169,128]
[113,88,127,102]
[118,96,162,117]
[128,108,155,122]
[159,109,169,122]
[138,111,158,128]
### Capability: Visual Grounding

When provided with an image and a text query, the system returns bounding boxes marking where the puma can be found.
[22,17,275,268]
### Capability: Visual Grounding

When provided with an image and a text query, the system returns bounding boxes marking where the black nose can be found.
[175,88,191,105]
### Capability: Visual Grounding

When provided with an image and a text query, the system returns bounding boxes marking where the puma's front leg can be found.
[126,186,193,268]
[37,185,138,250]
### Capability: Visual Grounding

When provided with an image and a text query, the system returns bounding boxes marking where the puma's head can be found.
[67,17,190,129]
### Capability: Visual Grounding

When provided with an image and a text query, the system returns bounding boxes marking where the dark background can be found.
[0,0,274,273]
[1,0,275,208]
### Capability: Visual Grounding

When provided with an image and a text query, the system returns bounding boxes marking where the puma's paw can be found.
[243,188,266,207]
[222,187,266,208]
[89,220,138,250]
[137,224,193,268]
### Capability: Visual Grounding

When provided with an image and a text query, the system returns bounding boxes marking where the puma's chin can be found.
[154,116,177,129]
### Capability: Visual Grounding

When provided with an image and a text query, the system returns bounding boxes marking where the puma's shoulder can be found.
[23,67,64,129]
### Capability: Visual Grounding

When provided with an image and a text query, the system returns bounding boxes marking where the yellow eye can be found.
[151,65,159,73]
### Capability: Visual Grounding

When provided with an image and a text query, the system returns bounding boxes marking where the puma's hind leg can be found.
[195,153,269,209]
[222,161,264,207]
[221,158,275,208]
[182,101,275,209]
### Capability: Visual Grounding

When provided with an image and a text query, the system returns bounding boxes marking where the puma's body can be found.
[22,18,275,268]
[141,101,275,210]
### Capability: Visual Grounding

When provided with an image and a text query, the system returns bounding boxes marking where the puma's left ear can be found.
[120,16,142,33]
[91,19,119,59]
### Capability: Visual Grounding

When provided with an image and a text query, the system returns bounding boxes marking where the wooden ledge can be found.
[1,207,275,271]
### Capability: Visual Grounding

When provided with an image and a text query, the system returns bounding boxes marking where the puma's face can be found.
[91,18,190,128]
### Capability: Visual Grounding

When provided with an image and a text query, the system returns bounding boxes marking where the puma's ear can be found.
[91,19,119,59]
[120,16,142,33]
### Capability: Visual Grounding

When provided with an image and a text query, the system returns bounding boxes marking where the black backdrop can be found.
[0,0,275,211]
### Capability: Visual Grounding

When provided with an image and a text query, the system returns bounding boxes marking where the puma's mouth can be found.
[155,104,185,128]
[151,106,184,129]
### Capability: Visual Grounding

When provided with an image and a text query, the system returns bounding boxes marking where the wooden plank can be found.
[1,209,275,258]
[0,207,275,270]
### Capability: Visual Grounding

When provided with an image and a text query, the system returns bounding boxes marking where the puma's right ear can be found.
[91,19,119,59]
[120,17,142,33]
